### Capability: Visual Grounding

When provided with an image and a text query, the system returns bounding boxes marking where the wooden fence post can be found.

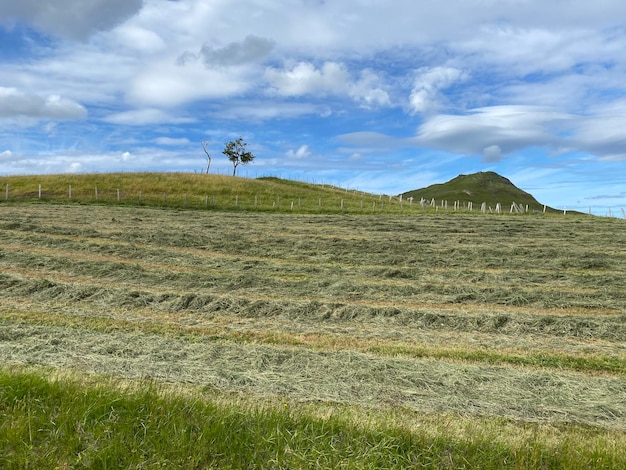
[39,184,42,199]
[117,189,120,202]
[69,185,72,200]
[5,184,8,201]
[95,187,98,201]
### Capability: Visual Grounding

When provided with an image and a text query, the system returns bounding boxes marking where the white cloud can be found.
[265,62,350,97]
[0,0,143,40]
[154,137,191,146]
[0,87,87,121]
[112,24,166,53]
[410,67,467,114]
[349,69,391,108]
[416,106,572,156]
[104,108,195,126]
[68,162,83,173]
[482,145,503,163]
[286,145,311,159]
[129,60,252,107]
[0,150,14,161]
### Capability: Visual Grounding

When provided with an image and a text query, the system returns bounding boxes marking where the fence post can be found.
[39,184,42,199]
[5,184,8,201]
[235,195,238,208]
[139,191,142,203]
[69,185,72,200]
[95,187,98,201]
[117,189,120,202]
[254,195,258,208]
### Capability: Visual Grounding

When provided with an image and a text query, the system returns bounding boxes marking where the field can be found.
[1,201,625,468]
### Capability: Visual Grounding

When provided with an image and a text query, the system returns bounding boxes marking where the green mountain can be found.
[402,172,551,212]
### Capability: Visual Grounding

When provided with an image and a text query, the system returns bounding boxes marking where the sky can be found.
[1,0,625,214]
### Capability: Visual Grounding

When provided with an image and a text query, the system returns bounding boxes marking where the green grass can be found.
[0,172,572,215]
[1,366,624,469]
[0,172,404,214]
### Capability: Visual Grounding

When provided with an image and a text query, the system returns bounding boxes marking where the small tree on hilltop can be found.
[223,137,255,176]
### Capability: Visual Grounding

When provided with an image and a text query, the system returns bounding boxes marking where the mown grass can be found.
[1,203,625,467]
[1,365,625,469]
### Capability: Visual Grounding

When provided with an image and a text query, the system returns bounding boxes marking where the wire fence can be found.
[2,182,625,218]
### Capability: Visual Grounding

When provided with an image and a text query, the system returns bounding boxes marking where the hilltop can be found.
[402,171,552,212]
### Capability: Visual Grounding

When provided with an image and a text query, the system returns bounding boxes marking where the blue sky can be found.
[1,0,625,214]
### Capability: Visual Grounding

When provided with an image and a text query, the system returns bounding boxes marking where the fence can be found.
[2,183,625,218]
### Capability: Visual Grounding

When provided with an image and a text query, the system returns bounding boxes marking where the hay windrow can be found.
[1,204,625,436]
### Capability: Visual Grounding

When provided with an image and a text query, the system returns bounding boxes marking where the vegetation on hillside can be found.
[403,171,554,212]
[1,171,568,214]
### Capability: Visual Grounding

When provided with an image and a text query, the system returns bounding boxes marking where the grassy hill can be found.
[402,171,553,213]
[0,172,388,213]
[1,171,565,215]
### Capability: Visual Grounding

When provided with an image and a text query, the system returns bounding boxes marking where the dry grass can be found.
[1,204,625,442]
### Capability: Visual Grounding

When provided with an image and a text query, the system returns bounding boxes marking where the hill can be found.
[402,171,552,212]
[0,172,388,214]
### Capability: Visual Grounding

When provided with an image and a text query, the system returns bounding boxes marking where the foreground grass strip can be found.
[2,310,625,377]
[1,366,624,469]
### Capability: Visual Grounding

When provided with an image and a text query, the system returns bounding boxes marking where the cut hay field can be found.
[1,203,625,468]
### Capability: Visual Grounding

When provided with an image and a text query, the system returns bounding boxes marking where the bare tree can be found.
[222,137,255,176]
[201,140,212,174]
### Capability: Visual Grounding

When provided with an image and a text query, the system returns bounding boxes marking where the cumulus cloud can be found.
[265,62,350,96]
[349,69,391,108]
[286,145,311,159]
[265,62,391,107]
[410,66,467,114]
[0,87,87,120]
[0,0,144,40]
